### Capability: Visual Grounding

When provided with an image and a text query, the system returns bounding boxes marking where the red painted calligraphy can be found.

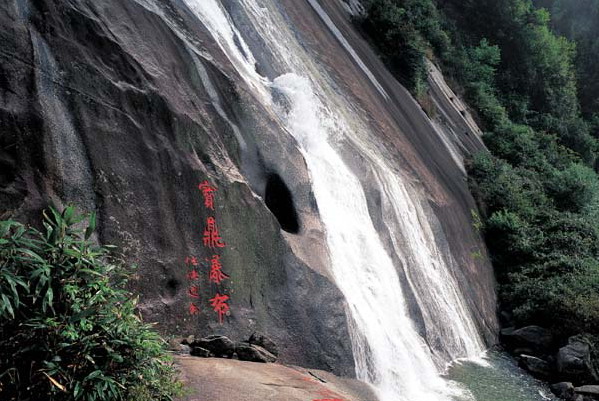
[198,181,217,210]
[207,254,229,284]
[185,256,198,266]
[209,293,230,324]
[187,269,200,281]
[189,303,200,315]
[203,217,225,249]
[188,285,200,299]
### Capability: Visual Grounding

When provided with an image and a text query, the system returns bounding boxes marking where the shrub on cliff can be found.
[0,206,182,401]
[360,0,446,94]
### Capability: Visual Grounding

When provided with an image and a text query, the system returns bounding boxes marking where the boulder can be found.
[181,335,195,345]
[557,338,599,384]
[550,382,575,400]
[248,332,279,357]
[502,326,553,355]
[575,385,599,400]
[168,337,184,351]
[191,336,236,358]
[190,346,211,358]
[518,354,553,379]
[235,343,277,363]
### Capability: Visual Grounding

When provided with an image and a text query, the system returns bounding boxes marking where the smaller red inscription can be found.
[189,303,200,315]
[185,256,199,266]
[187,269,200,281]
[188,285,200,299]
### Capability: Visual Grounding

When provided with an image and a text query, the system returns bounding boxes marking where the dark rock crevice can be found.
[264,172,300,234]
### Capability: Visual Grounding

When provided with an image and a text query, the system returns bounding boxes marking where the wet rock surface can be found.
[180,334,278,363]
[518,354,553,380]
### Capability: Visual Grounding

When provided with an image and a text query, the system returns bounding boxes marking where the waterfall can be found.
[183,1,485,400]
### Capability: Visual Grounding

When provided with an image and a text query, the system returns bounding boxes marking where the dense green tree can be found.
[533,0,599,118]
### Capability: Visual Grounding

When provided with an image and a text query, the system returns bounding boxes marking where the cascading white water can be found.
[272,73,470,401]
[183,1,485,400]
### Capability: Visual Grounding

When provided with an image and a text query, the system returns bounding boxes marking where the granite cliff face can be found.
[0,0,498,388]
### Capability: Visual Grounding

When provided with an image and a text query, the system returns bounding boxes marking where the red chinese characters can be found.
[198,181,217,210]
[209,293,230,324]
[185,256,198,266]
[188,302,200,315]
[185,255,201,316]
[188,284,200,299]
[207,254,229,285]
[187,179,232,323]
[203,217,226,249]
[187,269,200,281]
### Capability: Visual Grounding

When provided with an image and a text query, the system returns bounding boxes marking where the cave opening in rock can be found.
[264,173,300,234]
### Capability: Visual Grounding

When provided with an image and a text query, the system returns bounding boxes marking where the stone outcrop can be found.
[551,382,576,400]
[502,326,554,355]
[518,354,553,380]
[557,338,599,384]
[190,335,236,358]
[235,343,277,363]
[575,385,599,400]
[248,332,279,357]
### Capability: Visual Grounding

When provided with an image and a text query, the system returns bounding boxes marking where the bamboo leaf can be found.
[43,372,66,392]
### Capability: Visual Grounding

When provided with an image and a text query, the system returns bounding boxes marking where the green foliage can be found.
[470,150,599,341]
[360,0,448,94]
[0,207,183,401]
[533,0,599,118]
[546,163,599,213]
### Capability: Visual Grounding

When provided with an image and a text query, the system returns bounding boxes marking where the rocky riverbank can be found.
[501,326,599,400]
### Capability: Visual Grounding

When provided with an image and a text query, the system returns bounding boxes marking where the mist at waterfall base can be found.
[170,0,559,400]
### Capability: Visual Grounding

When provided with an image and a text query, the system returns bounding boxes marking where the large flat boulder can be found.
[175,356,379,401]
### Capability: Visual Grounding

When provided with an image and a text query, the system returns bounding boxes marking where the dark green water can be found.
[445,351,557,401]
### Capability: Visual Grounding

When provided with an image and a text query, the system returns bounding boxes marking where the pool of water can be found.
[445,351,557,401]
